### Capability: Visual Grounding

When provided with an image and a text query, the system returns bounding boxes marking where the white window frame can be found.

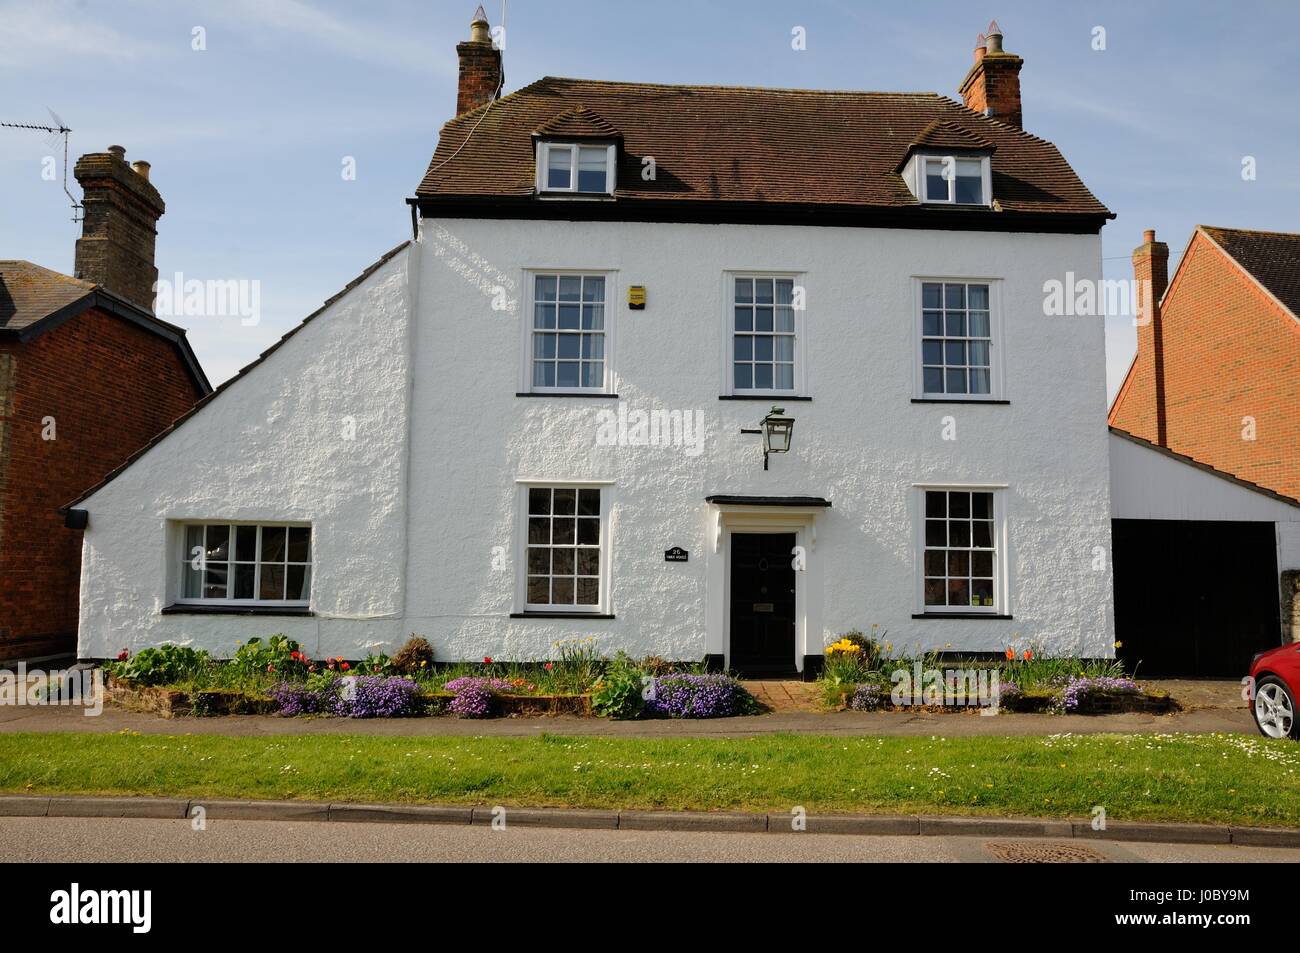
[911,276,1005,401]
[912,154,992,206]
[172,521,312,608]
[514,480,613,615]
[519,269,617,394]
[911,483,1010,616]
[535,141,617,195]
[722,270,807,397]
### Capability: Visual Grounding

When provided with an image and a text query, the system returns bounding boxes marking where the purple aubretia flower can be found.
[1058,675,1139,712]
[442,676,513,718]
[644,674,755,719]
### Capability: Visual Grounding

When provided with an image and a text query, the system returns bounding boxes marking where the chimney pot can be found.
[1143,228,1156,244]
[470,5,490,43]
[455,6,503,116]
[959,21,1023,128]
[73,147,165,312]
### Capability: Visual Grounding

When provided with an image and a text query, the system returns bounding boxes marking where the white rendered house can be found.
[72,17,1116,675]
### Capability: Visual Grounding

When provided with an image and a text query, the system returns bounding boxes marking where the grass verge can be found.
[0,731,1295,827]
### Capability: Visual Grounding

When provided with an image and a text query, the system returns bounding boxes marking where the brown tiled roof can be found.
[0,259,210,392]
[908,119,995,153]
[534,106,620,140]
[416,76,1110,223]
[1201,226,1300,321]
[0,260,97,330]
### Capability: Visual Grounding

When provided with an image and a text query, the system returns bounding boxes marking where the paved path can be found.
[0,700,1255,736]
[1,815,1293,862]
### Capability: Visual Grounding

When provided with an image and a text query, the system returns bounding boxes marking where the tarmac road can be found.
[3,816,1296,863]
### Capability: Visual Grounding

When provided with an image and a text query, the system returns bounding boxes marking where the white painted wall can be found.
[78,219,1115,662]
[405,219,1113,663]
[77,246,416,658]
[1108,429,1300,585]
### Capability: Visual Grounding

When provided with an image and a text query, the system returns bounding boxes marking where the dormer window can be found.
[540,142,615,194]
[533,106,621,198]
[922,156,988,204]
[897,121,996,208]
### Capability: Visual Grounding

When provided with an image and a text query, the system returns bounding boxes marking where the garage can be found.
[1109,429,1300,678]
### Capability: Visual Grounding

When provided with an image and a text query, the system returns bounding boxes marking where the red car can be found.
[1250,643,1300,739]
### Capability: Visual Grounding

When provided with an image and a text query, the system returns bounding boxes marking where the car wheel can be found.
[1253,676,1299,740]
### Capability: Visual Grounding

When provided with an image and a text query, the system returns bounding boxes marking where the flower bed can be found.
[820,628,1174,715]
[102,637,748,720]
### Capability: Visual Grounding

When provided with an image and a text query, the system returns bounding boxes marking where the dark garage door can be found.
[1112,519,1282,677]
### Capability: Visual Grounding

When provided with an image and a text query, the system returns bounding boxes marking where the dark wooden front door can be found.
[1113,519,1282,677]
[729,532,796,675]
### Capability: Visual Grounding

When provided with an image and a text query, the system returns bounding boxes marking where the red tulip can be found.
[340,662,350,671]
[1022,650,1033,661]
[1004,648,1014,660]
[116,649,129,661]
[484,656,493,665]
[544,662,553,671]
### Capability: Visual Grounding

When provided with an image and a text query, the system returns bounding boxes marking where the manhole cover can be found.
[985,842,1107,864]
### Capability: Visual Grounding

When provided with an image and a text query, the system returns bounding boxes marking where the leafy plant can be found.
[592,654,647,719]
[106,644,211,687]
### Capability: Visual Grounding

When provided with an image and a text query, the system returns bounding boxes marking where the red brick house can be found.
[1108,226,1300,674]
[1111,226,1300,499]
[0,146,209,660]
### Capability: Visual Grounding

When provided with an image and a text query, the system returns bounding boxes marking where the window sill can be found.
[911,398,1009,405]
[912,612,1013,620]
[510,611,615,619]
[162,604,314,617]
[516,392,619,399]
[535,192,616,201]
[719,394,812,401]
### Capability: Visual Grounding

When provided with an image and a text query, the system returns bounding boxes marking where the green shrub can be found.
[592,655,647,719]
[107,644,211,687]
[228,635,310,683]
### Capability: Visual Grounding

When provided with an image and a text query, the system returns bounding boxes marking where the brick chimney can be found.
[959,20,1024,128]
[73,145,164,313]
[456,5,502,116]
[1133,228,1171,445]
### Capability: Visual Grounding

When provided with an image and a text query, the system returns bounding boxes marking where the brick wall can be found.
[456,39,502,116]
[1111,229,1300,500]
[0,308,204,657]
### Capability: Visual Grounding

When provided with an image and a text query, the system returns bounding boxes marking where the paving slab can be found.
[47,795,188,819]
[620,810,768,832]
[1072,820,1231,844]
[190,799,330,821]
[471,806,618,829]
[0,796,49,816]
[328,803,472,825]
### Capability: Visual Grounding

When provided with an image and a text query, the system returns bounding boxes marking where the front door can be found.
[729,532,796,675]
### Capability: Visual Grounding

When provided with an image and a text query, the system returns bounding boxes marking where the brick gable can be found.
[1110,227,1300,500]
[0,306,205,657]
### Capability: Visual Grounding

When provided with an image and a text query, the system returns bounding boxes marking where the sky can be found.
[2,0,1298,397]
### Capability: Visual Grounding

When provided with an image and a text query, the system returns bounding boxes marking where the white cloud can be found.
[201,0,453,76]
[0,1,160,68]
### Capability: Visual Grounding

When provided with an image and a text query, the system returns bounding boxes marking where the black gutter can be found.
[410,195,1113,235]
